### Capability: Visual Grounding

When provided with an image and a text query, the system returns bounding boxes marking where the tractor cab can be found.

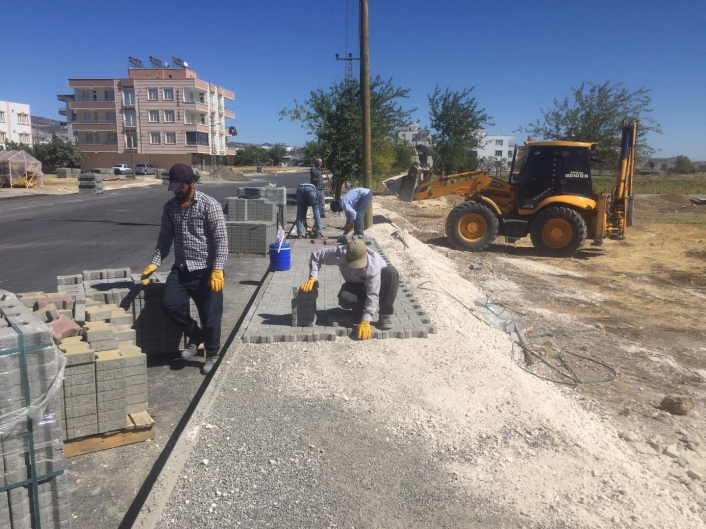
[509,141,595,213]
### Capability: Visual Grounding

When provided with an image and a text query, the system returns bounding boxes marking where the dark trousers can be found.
[338,265,399,323]
[353,191,373,236]
[317,190,326,217]
[162,266,223,357]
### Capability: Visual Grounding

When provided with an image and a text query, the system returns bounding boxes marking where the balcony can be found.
[73,119,117,125]
[75,140,118,146]
[74,96,115,103]
[223,108,235,119]
[186,141,209,147]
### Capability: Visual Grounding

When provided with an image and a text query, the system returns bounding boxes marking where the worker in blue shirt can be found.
[330,187,372,237]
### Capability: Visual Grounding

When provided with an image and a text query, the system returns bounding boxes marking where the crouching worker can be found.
[300,239,398,340]
[140,163,228,375]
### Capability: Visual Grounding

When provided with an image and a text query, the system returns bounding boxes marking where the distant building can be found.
[473,129,515,168]
[637,157,677,175]
[0,101,32,149]
[398,123,432,147]
[57,67,236,171]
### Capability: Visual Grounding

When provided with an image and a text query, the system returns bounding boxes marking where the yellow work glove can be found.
[357,321,371,340]
[343,223,354,235]
[210,270,224,292]
[300,277,318,293]
[141,264,157,285]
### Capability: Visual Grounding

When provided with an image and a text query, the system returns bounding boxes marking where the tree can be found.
[520,81,661,169]
[668,155,695,175]
[35,134,83,169]
[233,145,269,166]
[427,86,492,174]
[269,144,287,166]
[281,76,414,198]
[4,141,33,155]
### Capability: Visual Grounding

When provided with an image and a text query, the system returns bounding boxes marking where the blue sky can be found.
[2,0,705,159]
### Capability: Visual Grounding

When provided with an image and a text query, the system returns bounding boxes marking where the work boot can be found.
[377,314,392,330]
[181,338,200,360]
[201,355,218,375]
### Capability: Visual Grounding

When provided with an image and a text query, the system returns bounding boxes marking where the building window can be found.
[123,89,135,105]
[124,110,136,127]
[164,110,175,122]
[199,93,205,104]
[200,115,206,125]
[125,132,138,149]
[0,132,6,142]
[149,110,160,122]
[0,111,4,122]
[165,132,176,144]
[186,131,209,146]
[105,90,115,101]
[147,88,159,101]
[18,114,29,125]
[508,151,513,158]
[163,88,174,100]
[107,132,117,144]
[150,132,161,144]
[495,139,503,146]
[495,150,503,157]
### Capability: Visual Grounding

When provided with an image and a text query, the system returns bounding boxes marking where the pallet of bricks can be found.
[77,173,102,195]
[223,189,284,254]
[0,291,70,529]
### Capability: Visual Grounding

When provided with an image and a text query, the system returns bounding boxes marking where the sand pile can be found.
[204,166,249,182]
[258,204,703,527]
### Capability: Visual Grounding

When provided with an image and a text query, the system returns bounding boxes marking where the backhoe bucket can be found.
[384,171,418,202]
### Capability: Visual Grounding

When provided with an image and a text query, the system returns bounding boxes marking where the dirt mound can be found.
[206,167,249,182]
[657,193,693,206]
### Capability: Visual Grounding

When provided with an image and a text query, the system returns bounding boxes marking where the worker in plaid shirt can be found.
[141,163,228,375]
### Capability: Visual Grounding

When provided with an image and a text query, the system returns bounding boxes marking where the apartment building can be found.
[0,101,32,149]
[473,129,515,168]
[58,67,235,171]
[398,123,432,148]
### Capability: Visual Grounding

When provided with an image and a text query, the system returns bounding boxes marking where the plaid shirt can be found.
[151,190,228,271]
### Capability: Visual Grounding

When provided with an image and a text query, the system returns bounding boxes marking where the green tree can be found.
[281,76,414,198]
[233,145,269,166]
[4,141,33,155]
[668,155,695,175]
[269,144,287,166]
[427,86,491,174]
[520,81,661,169]
[35,134,83,168]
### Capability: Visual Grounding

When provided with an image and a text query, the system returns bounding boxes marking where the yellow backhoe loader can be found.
[385,120,638,257]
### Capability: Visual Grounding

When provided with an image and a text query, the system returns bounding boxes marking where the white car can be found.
[135,163,157,175]
[113,164,133,175]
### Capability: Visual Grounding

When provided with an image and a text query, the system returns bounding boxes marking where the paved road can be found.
[0,172,308,294]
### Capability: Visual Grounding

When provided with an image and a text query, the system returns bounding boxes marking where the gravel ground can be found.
[155,203,705,528]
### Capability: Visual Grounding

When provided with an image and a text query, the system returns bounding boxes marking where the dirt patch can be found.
[375,193,706,522]
[203,166,250,182]
[0,176,162,198]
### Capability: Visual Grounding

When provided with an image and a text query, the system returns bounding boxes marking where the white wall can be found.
[0,101,32,147]
[474,133,515,166]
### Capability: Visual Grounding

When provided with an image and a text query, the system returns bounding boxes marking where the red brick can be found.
[47,315,82,342]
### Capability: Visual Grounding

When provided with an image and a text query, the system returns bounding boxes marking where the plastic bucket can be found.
[269,243,291,271]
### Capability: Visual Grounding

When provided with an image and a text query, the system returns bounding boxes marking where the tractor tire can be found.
[530,206,587,257]
[445,201,499,252]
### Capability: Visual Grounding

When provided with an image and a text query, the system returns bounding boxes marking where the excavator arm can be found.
[606,119,638,238]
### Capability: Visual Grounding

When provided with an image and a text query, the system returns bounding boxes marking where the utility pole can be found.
[360,0,372,229]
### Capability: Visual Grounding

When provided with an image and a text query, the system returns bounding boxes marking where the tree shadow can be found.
[19,218,161,227]
[423,237,604,260]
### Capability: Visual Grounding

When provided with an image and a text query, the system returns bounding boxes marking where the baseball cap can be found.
[168,163,195,192]
[346,239,368,269]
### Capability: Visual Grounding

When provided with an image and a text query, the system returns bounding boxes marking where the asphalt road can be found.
[0,171,308,293]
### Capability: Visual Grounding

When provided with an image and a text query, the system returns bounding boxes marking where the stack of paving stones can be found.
[57,269,196,356]
[0,292,71,529]
[223,196,278,254]
[241,237,437,343]
[291,286,317,327]
[78,173,103,194]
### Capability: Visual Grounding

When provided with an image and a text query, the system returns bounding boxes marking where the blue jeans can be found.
[295,185,321,236]
[353,190,373,236]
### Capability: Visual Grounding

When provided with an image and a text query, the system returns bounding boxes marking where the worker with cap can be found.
[300,239,399,339]
[295,182,323,238]
[329,187,373,237]
[140,163,228,375]
[310,158,327,218]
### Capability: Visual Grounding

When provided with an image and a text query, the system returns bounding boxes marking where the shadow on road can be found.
[19,218,161,227]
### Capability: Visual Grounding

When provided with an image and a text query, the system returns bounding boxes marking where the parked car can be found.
[113,164,133,176]
[135,163,157,175]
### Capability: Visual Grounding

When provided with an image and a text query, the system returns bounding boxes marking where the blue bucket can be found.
[269,243,291,271]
